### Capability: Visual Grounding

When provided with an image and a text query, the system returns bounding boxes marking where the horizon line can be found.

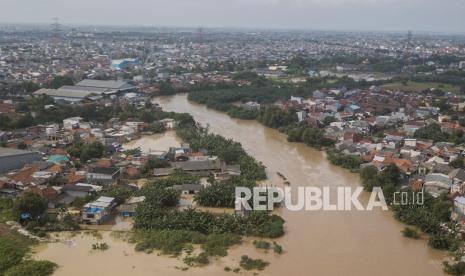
[1,21,464,37]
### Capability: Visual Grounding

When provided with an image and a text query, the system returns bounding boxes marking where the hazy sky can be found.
[1,0,465,33]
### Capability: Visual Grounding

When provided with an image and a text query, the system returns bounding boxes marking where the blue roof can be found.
[85,207,103,213]
[47,155,69,163]
[20,213,31,219]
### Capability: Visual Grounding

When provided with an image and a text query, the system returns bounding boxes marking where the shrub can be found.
[272,242,283,254]
[402,227,420,239]
[4,260,56,276]
[239,255,269,271]
[183,252,209,266]
[252,240,270,250]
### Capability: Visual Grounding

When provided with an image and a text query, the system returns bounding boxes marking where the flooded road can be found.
[153,94,446,276]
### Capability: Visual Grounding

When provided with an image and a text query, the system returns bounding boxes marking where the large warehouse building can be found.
[0,148,41,174]
[33,80,136,102]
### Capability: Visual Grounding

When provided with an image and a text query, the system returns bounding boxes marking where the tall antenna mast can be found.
[51,17,62,44]
[406,30,413,49]
[197,26,204,44]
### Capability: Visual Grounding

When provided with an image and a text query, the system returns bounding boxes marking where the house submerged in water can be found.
[81,196,116,224]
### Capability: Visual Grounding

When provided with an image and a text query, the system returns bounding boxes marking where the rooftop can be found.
[75,79,135,90]
[88,166,120,175]
[34,88,97,99]
[0,147,39,158]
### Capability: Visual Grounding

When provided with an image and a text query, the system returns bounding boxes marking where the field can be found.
[381,81,461,93]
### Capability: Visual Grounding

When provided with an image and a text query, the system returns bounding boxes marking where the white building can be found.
[459,61,465,70]
[424,173,453,197]
[81,196,116,224]
[296,110,307,122]
[454,196,465,219]
[45,124,59,137]
[290,96,304,104]
[404,138,417,148]
[63,117,83,130]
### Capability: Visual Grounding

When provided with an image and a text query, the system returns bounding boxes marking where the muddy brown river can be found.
[35,94,446,276]
[155,94,446,276]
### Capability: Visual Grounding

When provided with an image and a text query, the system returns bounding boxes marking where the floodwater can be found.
[122,130,181,154]
[34,231,264,276]
[34,94,446,276]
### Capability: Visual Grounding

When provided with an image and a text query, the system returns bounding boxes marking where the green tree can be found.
[0,114,11,129]
[16,142,27,150]
[448,130,465,145]
[21,81,40,93]
[14,113,34,129]
[146,122,165,133]
[50,75,74,89]
[323,116,337,126]
[380,163,401,185]
[103,185,135,205]
[13,192,47,219]
[142,158,170,174]
[302,127,324,147]
[79,142,107,161]
[414,123,447,142]
[450,156,464,168]
[360,166,383,192]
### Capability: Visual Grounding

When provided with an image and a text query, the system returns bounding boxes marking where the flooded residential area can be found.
[1,6,465,275]
[29,94,446,276]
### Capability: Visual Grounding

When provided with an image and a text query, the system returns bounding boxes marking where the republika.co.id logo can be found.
[235,186,424,211]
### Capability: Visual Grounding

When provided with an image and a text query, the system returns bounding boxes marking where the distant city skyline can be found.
[1,0,465,34]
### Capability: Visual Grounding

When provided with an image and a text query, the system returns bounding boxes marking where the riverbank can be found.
[154,93,446,276]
